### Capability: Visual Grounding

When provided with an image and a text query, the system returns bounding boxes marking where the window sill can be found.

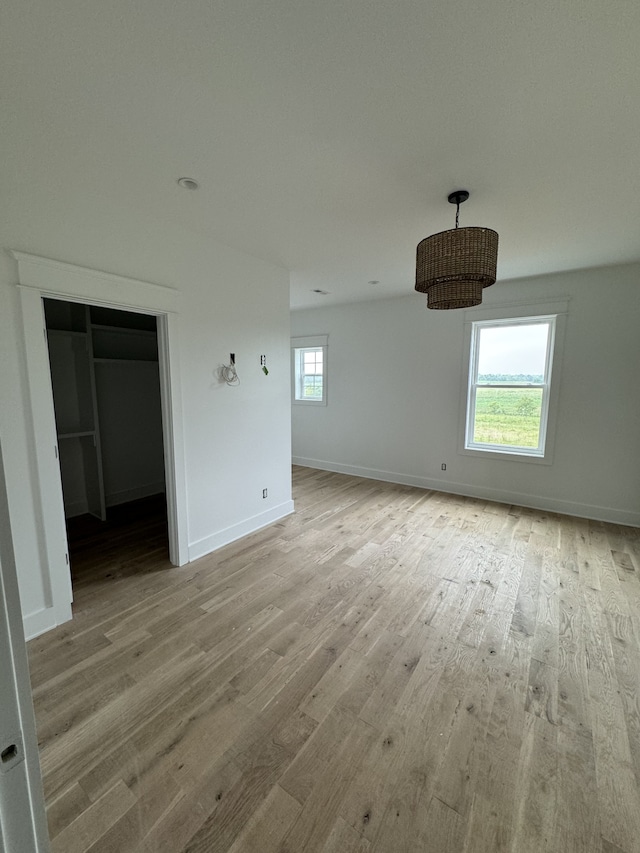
[459,445,553,465]
[293,399,327,407]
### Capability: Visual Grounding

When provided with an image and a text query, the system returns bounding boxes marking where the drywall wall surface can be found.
[291,263,640,526]
[1,197,292,636]
[179,249,293,558]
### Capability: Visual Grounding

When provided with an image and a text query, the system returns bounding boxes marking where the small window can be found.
[296,347,324,400]
[292,335,328,405]
[465,316,556,457]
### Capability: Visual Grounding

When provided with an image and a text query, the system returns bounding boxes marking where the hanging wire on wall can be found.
[219,354,240,386]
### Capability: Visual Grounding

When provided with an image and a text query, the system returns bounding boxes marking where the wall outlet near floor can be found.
[441,463,447,471]
[262,488,268,498]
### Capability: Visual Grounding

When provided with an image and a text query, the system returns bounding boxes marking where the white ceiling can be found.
[2,0,640,309]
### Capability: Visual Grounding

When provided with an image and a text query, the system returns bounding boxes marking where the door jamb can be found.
[0,437,51,852]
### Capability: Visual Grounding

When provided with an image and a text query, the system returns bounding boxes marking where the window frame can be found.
[291,335,328,406]
[459,299,568,464]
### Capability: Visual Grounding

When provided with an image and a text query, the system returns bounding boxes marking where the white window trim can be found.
[458,298,568,465]
[291,335,328,406]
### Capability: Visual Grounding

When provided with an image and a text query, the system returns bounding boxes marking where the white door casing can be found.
[0,436,51,853]
[11,251,189,638]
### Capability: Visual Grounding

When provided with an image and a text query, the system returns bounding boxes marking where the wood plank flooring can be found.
[27,467,640,852]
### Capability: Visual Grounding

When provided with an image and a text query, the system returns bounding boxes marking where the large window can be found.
[292,335,328,405]
[465,315,557,457]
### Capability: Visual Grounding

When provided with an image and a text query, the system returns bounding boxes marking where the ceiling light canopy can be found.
[415,190,498,310]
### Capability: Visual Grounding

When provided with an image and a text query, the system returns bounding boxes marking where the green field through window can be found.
[473,387,543,448]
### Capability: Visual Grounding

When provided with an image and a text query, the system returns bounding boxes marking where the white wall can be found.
[0,196,292,638]
[181,260,294,559]
[292,263,640,526]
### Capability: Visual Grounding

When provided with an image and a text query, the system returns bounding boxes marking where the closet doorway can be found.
[44,298,169,587]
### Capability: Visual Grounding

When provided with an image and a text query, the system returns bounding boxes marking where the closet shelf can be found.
[47,329,88,338]
[57,430,95,440]
[91,324,156,337]
[93,357,158,365]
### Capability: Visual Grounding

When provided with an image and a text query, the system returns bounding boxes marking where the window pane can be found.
[472,387,543,448]
[477,324,548,384]
[303,350,322,374]
[303,376,323,399]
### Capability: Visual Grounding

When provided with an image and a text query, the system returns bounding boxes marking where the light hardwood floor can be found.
[28,467,640,852]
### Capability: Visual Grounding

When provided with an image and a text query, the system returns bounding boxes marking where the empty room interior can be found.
[1,2,639,852]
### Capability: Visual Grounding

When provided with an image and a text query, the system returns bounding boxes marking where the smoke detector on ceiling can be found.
[177,177,199,190]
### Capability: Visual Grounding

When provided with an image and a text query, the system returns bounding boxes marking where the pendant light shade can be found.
[415,191,498,309]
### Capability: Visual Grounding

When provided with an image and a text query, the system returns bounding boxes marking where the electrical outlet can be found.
[262,488,268,498]
[441,463,447,471]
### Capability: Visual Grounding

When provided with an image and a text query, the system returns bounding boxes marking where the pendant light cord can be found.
[447,189,469,229]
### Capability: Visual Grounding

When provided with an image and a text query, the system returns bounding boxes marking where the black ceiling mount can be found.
[448,190,470,205]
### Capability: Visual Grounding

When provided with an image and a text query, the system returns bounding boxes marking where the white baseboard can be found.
[23,600,72,641]
[188,500,295,562]
[106,482,165,508]
[292,456,640,528]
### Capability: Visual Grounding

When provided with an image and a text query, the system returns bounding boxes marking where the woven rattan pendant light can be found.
[415,190,498,309]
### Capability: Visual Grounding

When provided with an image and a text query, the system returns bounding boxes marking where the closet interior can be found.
[44,298,168,571]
